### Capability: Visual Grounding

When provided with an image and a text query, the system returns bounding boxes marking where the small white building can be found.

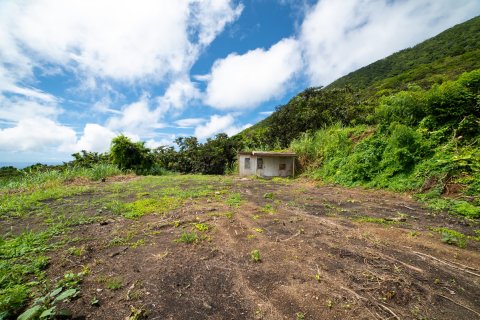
[238,151,296,178]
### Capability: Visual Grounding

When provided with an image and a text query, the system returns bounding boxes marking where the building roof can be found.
[238,151,296,157]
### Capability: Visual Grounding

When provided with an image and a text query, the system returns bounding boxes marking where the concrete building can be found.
[238,151,296,178]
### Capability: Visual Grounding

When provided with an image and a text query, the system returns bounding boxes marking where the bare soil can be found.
[20,177,480,319]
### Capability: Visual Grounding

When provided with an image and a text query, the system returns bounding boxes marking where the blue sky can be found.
[0,0,479,164]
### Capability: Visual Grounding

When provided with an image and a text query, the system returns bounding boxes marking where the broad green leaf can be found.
[39,306,56,319]
[54,288,78,302]
[49,287,63,298]
[17,305,41,320]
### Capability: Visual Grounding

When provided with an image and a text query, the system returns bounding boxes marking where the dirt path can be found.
[30,176,480,319]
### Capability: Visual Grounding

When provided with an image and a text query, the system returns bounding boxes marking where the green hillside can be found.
[328,16,480,93]
[235,16,480,219]
[237,16,480,149]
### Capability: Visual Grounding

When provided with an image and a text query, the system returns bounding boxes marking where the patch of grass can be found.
[295,312,305,320]
[260,203,276,214]
[175,232,198,244]
[407,231,419,238]
[433,227,467,248]
[194,223,210,232]
[352,216,397,225]
[0,226,68,318]
[124,197,182,219]
[224,211,235,219]
[250,249,261,262]
[226,193,242,208]
[0,185,94,218]
[105,278,123,291]
[67,246,85,257]
[263,192,274,199]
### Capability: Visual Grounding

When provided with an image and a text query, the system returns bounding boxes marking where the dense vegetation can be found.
[292,70,480,218]
[235,16,480,218]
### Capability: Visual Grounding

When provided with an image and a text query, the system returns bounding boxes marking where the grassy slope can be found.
[239,16,480,140]
[327,16,480,92]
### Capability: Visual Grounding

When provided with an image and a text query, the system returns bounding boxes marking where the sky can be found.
[0,0,479,164]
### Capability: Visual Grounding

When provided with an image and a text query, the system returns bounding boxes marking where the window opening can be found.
[257,158,263,169]
[245,158,251,169]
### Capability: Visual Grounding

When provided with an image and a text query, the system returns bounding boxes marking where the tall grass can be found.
[0,164,122,192]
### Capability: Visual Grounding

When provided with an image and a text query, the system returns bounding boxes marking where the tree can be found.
[109,135,153,172]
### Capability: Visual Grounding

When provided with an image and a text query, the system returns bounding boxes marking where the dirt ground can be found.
[9,175,480,320]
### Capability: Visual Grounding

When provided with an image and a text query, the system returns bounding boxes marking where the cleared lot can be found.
[1,175,479,319]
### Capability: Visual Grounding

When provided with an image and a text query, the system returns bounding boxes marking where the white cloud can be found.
[203,38,303,110]
[194,114,251,139]
[300,0,480,86]
[106,97,165,138]
[145,137,175,149]
[74,123,116,153]
[259,111,273,116]
[157,79,201,114]
[0,95,62,123]
[175,118,206,128]
[0,117,76,152]
[0,0,243,84]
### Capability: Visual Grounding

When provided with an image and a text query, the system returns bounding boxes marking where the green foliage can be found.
[176,232,198,244]
[433,228,467,248]
[110,135,154,173]
[70,150,109,168]
[250,249,261,262]
[195,223,210,232]
[0,164,121,192]
[226,193,242,208]
[106,278,123,291]
[153,133,240,175]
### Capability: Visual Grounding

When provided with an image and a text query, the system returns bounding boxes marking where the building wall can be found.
[239,154,294,177]
[239,154,257,177]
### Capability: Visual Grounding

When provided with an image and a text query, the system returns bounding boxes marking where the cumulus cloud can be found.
[175,118,206,128]
[157,79,201,114]
[74,124,116,153]
[300,0,480,86]
[0,0,242,85]
[0,117,76,152]
[106,97,164,138]
[203,38,302,110]
[194,114,251,139]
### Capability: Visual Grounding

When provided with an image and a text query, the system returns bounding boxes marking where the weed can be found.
[194,223,210,232]
[247,234,256,240]
[353,216,397,225]
[130,239,146,248]
[407,231,419,238]
[433,227,467,248]
[106,278,123,291]
[176,232,198,244]
[67,246,85,257]
[253,228,264,233]
[315,273,321,282]
[296,312,305,320]
[226,193,242,208]
[224,211,235,219]
[251,249,261,262]
[90,296,99,306]
[263,192,274,199]
[261,204,276,214]
[326,299,333,309]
